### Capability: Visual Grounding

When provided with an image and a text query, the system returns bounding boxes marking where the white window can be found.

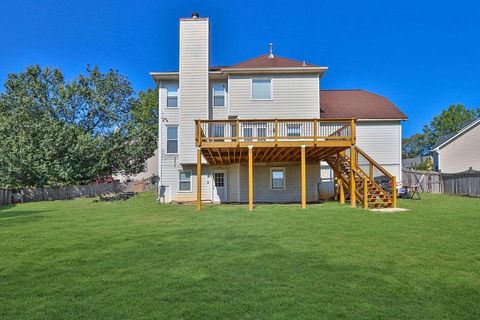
[166,126,178,154]
[286,124,301,137]
[166,83,178,108]
[212,83,226,107]
[179,171,192,192]
[252,79,272,100]
[270,167,286,190]
[211,124,225,138]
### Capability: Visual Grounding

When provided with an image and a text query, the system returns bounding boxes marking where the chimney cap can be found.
[191,12,199,18]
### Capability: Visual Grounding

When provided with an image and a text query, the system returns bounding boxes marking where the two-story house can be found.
[150,13,407,210]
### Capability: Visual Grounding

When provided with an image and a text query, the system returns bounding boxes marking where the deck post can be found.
[197,147,202,211]
[274,118,278,146]
[339,178,345,204]
[392,176,397,208]
[301,145,306,208]
[363,176,368,209]
[248,145,254,211]
[350,145,356,208]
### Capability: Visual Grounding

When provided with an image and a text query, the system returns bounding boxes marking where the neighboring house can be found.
[149,13,407,209]
[115,149,159,182]
[431,118,480,173]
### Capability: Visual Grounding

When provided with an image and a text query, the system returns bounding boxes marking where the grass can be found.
[0,193,479,319]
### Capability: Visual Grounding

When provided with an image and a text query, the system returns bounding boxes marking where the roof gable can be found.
[431,118,480,150]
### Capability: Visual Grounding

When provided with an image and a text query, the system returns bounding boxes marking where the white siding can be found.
[356,120,402,180]
[228,74,320,119]
[179,18,209,164]
[238,163,320,203]
[438,123,480,173]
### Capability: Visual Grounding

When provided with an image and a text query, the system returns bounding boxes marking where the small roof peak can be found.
[268,43,274,59]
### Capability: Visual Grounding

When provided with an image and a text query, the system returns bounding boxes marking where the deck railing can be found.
[195,118,355,146]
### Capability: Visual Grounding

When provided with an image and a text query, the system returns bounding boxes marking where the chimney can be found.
[179,14,210,163]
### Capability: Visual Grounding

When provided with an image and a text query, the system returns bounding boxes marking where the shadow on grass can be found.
[0,204,52,224]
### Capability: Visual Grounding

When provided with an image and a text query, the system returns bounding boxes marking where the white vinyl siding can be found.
[355,120,402,180]
[437,122,480,173]
[228,74,319,119]
[239,163,320,203]
[179,18,209,164]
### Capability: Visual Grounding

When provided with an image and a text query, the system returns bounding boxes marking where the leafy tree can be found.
[410,157,433,171]
[403,104,479,158]
[0,65,157,188]
[423,104,480,148]
[402,133,430,159]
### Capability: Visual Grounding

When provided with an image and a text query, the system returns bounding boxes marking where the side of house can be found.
[149,13,407,204]
[432,119,480,173]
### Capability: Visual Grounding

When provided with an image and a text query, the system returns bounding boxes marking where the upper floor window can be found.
[166,126,178,154]
[252,79,272,100]
[212,83,226,107]
[166,83,178,108]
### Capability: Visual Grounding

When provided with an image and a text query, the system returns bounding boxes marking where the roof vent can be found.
[268,42,274,59]
[191,12,199,18]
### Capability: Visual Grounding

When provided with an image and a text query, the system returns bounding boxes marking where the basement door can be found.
[212,171,227,203]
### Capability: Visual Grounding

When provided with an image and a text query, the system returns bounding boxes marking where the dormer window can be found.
[166,83,178,108]
[252,79,272,100]
[212,83,226,107]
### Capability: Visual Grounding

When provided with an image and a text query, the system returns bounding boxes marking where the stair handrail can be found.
[355,146,392,179]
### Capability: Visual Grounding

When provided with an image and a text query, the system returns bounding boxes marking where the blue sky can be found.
[1,0,479,137]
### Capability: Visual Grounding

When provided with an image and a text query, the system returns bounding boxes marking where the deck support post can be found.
[301,145,306,208]
[392,176,397,208]
[350,146,356,208]
[339,178,345,204]
[197,147,202,211]
[363,176,368,209]
[248,145,254,211]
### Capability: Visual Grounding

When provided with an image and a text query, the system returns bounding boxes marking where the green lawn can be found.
[1,193,479,319]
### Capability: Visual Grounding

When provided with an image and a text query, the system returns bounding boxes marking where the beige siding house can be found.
[432,119,480,173]
[149,13,407,209]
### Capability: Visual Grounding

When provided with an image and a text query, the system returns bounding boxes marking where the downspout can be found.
[157,82,163,202]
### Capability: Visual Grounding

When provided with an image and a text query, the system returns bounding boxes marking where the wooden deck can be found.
[194,118,396,211]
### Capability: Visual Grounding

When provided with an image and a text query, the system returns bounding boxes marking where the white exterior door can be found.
[212,171,227,203]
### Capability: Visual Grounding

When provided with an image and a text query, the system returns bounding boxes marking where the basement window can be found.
[270,167,286,190]
[179,171,192,192]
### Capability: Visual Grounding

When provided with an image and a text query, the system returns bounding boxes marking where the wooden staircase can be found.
[326,146,397,208]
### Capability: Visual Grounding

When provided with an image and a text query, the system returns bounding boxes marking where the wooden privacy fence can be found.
[1,189,12,206]
[0,177,160,206]
[402,168,443,193]
[402,168,480,197]
[442,169,480,197]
